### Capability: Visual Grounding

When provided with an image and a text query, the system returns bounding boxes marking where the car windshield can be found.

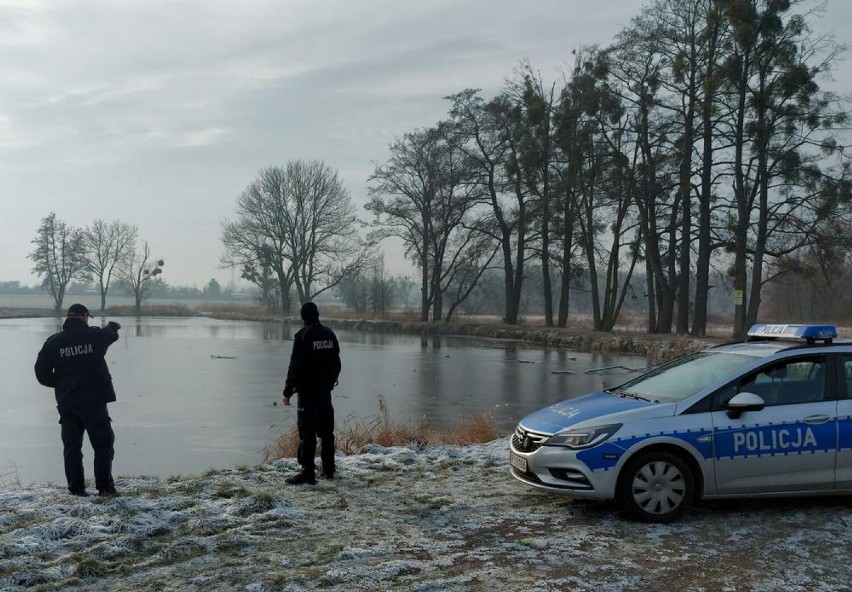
[610,351,758,403]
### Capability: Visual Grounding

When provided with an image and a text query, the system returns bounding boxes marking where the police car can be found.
[509,323,852,522]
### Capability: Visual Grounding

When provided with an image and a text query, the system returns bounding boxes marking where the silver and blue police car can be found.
[509,323,852,522]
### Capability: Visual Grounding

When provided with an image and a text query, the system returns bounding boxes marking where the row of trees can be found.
[29,213,164,313]
[216,0,850,335]
[364,0,851,337]
[1,277,238,300]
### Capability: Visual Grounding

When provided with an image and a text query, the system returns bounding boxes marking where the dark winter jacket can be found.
[34,318,120,410]
[283,320,341,397]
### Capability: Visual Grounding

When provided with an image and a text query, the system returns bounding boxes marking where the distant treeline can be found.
[0,279,246,301]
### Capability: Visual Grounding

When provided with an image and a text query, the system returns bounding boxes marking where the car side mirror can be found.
[725,391,766,419]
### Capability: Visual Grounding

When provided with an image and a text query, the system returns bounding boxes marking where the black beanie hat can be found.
[300,301,319,321]
[66,303,92,317]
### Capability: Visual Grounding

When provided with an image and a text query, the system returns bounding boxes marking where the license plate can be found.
[510,451,527,473]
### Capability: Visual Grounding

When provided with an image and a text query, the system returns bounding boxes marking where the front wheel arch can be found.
[616,444,705,502]
[616,448,698,523]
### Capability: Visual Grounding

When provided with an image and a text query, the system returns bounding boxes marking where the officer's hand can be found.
[107,321,121,331]
[282,395,291,406]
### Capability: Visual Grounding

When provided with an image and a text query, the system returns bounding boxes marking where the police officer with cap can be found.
[282,301,341,484]
[34,304,122,496]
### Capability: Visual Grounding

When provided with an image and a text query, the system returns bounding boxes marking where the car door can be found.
[710,355,837,494]
[836,355,852,489]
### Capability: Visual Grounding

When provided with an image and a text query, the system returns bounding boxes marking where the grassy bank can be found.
[3,440,850,591]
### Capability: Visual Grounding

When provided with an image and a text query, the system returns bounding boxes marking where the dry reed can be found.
[262,394,500,462]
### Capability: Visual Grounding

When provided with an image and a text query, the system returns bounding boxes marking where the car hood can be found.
[519,390,674,435]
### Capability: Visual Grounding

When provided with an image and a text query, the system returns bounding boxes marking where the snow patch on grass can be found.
[2,440,852,591]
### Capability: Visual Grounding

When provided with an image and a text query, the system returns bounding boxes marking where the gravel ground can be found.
[2,441,852,591]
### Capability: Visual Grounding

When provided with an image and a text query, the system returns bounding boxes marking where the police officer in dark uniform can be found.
[34,303,122,496]
[282,301,341,485]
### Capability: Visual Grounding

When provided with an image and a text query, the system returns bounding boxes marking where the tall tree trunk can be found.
[746,104,770,328]
[731,49,751,340]
[692,84,715,337]
[420,255,430,323]
[645,257,656,333]
[507,172,527,324]
[676,45,698,334]
[432,260,443,322]
[557,190,575,328]
[541,214,553,326]
[276,268,292,315]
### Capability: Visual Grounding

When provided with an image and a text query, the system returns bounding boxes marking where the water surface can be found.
[1,316,647,485]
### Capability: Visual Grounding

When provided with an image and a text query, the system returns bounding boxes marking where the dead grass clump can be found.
[262,429,301,463]
[0,465,21,489]
[262,395,500,462]
[666,335,698,359]
[434,413,501,445]
[650,335,704,363]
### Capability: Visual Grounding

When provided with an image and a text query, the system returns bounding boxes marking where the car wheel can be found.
[619,451,694,523]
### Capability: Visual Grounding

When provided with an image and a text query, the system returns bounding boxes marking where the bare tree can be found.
[440,228,500,322]
[237,247,280,311]
[367,128,442,321]
[284,160,368,303]
[338,256,412,317]
[367,126,487,322]
[119,241,164,313]
[84,219,138,312]
[445,89,533,325]
[222,160,367,313]
[28,212,88,313]
[719,0,846,337]
[222,212,295,313]
[507,62,561,326]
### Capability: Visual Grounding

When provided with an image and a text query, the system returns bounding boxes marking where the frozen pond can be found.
[1,316,648,485]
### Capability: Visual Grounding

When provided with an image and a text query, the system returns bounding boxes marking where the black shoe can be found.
[69,489,89,497]
[321,471,335,480]
[285,472,316,485]
[98,486,119,497]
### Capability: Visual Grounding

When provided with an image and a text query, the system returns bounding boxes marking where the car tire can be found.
[619,451,694,523]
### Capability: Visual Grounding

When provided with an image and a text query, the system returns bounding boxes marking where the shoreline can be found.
[1,304,720,361]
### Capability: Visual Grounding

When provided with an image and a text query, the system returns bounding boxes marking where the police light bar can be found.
[747,323,837,343]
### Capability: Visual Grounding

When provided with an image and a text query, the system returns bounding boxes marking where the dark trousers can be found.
[59,404,115,493]
[296,391,335,475]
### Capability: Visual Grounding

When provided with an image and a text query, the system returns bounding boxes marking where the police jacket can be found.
[283,320,341,396]
[34,318,120,409]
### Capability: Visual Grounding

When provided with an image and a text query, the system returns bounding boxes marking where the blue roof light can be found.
[747,323,837,342]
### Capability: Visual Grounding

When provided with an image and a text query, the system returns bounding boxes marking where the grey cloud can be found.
[2,0,848,287]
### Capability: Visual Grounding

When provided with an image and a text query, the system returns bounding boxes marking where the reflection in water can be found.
[262,322,296,341]
[419,334,442,350]
[1,316,647,484]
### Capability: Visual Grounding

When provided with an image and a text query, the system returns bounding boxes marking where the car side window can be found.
[712,383,739,410]
[742,357,826,406]
[711,356,827,410]
[843,357,852,400]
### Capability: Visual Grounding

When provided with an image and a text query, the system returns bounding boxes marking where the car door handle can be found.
[803,415,831,425]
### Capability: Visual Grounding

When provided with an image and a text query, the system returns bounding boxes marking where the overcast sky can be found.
[2,0,850,289]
